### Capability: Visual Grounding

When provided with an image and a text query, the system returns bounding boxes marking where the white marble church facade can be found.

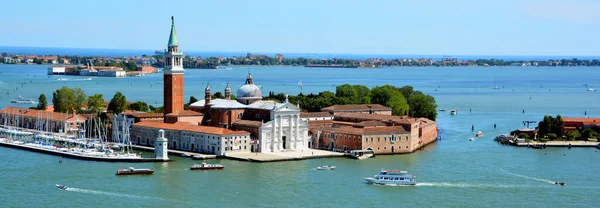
[259,100,309,152]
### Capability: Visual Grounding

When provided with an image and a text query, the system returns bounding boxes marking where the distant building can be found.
[0,107,87,135]
[300,112,333,121]
[308,111,437,154]
[131,121,250,155]
[563,118,600,132]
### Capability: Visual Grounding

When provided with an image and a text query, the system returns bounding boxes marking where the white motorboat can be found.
[56,184,68,190]
[316,165,336,170]
[475,131,483,137]
[365,169,416,186]
[181,153,191,157]
[450,109,457,115]
[11,96,38,104]
[587,88,596,92]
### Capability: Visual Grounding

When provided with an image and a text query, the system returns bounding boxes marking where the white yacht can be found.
[365,169,417,186]
[450,109,457,115]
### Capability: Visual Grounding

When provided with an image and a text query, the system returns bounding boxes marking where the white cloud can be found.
[522,0,600,23]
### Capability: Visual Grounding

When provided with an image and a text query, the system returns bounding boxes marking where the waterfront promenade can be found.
[225,149,345,162]
[515,140,599,148]
[132,144,344,162]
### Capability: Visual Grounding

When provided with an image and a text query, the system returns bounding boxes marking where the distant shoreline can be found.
[3,48,600,69]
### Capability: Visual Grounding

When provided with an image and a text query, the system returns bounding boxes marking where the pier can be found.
[0,140,170,162]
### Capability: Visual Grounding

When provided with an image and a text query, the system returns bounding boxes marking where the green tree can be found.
[52,86,75,113]
[398,86,414,99]
[336,84,359,103]
[108,92,127,114]
[213,92,224,99]
[73,88,87,113]
[408,91,438,121]
[565,130,581,140]
[370,85,409,116]
[581,128,598,139]
[370,85,397,105]
[387,93,410,116]
[188,96,199,105]
[86,94,105,115]
[37,94,48,110]
[129,101,149,112]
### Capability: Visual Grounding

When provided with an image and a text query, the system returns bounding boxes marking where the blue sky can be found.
[1,0,599,56]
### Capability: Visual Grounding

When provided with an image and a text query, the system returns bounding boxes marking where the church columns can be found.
[295,115,299,149]
[278,115,283,151]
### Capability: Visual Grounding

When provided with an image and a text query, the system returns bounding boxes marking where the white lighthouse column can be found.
[154,129,169,160]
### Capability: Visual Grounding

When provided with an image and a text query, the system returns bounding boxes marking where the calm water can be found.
[0,64,599,207]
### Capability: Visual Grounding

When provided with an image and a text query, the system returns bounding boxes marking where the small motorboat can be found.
[190,162,224,170]
[56,184,68,190]
[555,181,565,186]
[192,155,205,160]
[450,109,457,115]
[181,153,191,157]
[316,165,336,170]
[468,137,475,141]
[116,167,154,175]
[438,109,446,112]
[475,131,483,137]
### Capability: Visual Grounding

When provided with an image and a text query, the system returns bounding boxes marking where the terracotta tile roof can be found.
[321,126,407,135]
[362,126,407,134]
[133,121,248,135]
[232,120,263,128]
[352,120,387,128]
[321,104,392,112]
[300,112,332,118]
[129,113,164,118]
[0,107,87,122]
[334,112,418,124]
[165,110,203,117]
[417,118,436,127]
[563,118,600,125]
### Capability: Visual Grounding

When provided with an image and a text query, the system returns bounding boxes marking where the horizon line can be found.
[1,45,599,58]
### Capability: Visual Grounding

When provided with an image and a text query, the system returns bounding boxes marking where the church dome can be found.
[237,84,262,98]
[236,73,262,102]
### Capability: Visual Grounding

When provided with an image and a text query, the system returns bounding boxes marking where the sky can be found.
[1,0,599,56]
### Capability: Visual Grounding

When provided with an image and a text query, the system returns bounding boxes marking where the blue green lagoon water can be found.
[0,64,599,207]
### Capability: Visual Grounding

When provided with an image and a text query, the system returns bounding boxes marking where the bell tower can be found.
[164,16,184,117]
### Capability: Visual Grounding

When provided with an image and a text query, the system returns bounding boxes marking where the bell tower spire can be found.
[163,16,185,119]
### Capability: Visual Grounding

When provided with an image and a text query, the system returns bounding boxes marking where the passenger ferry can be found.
[364,169,417,186]
[190,162,224,170]
[116,167,154,175]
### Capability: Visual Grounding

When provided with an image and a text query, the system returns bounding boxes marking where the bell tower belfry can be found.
[164,16,185,118]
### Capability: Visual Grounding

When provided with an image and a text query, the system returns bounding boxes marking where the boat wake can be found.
[504,171,555,184]
[416,182,526,189]
[65,187,173,202]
